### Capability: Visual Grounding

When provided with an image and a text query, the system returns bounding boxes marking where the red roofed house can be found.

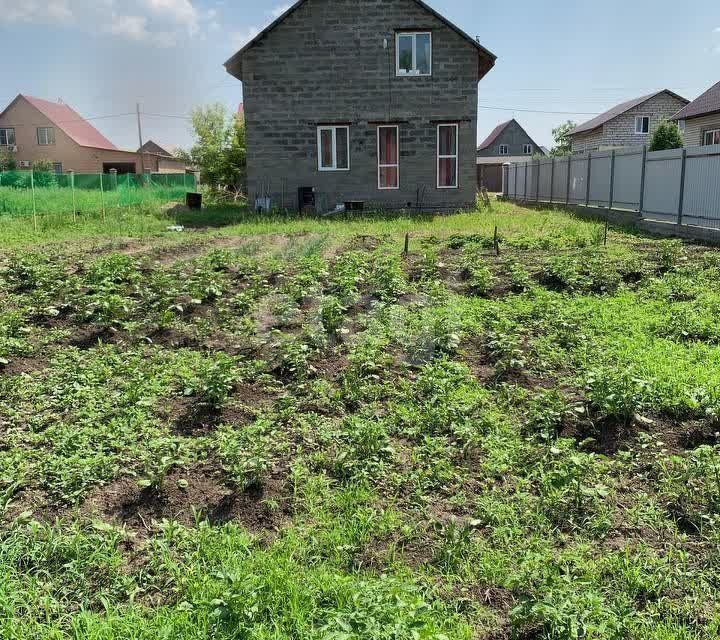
[0,95,186,174]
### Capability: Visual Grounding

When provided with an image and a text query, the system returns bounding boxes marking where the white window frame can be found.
[523,144,533,155]
[703,129,720,146]
[377,125,399,190]
[635,116,650,135]
[37,127,55,146]
[499,144,509,155]
[437,123,458,190]
[317,125,350,172]
[677,119,686,133]
[0,128,15,146]
[395,32,432,77]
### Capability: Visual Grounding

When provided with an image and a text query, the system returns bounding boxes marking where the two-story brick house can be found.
[671,80,720,148]
[568,90,689,155]
[476,119,545,191]
[224,0,496,212]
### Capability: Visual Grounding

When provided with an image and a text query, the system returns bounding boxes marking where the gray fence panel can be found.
[569,156,588,204]
[682,145,720,228]
[527,162,539,200]
[539,159,553,201]
[643,148,684,220]
[588,152,612,207]
[505,165,514,198]
[517,164,526,199]
[552,158,569,203]
[613,149,643,210]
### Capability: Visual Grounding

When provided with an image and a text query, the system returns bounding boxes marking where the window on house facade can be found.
[704,129,720,146]
[499,144,509,155]
[377,125,399,190]
[53,163,63,174]
[677,120,686,133]
[317,126,350,171]
[635,116,650,135]
[396,32,432,76]
[0,128,16,146]
[523,144,532,154]
[37,127,55,145]
[437,124,458,189]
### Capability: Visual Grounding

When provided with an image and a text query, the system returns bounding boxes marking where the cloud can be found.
[714,27,720,33]
[142,0,199,34]
[0,0,74,24]
[270,3,293,19]
[229,3,294,50]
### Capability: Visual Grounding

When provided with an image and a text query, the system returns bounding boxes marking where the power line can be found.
[478,104,601,116]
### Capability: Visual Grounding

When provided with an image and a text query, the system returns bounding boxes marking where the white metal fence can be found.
[503,144,720,230]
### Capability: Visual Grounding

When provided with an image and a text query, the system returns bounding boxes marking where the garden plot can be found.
[1,211,720,639]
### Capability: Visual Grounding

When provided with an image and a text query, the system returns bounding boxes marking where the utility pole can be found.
[136,103,145,176]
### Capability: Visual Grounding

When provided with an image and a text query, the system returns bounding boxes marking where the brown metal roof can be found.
[671,81,720,121]
[224,0,496,81]
[569,90,689,137]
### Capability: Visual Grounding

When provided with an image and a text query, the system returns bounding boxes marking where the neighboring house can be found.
[0,95,186,174]
[568,90,689,155]
[224,0,496,212]
[476,119,546,191]
[670,81,720,147]
[138,140,178,157]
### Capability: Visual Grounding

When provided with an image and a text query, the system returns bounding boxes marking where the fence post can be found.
[677,148,687,227]
[585,152,592,207]
[549,158,555,204]
[566,155,572,205]
[608,150,616,210]
[109,168,118,191]
[638,146,647,214]
[70,171,77,223]
[514,164,518,198]
[30,168,38,232]
[99,173,106,221]
[524,161,528,201]
[535,159,540,202]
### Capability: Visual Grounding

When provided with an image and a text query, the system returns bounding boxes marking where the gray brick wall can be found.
[571,92,688,154]
[239,0,482,211]
[477,120,538,158]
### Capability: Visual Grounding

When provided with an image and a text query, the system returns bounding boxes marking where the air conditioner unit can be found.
[19,161,31,168]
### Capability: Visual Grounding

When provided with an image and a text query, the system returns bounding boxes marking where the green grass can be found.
[1,204,719,639]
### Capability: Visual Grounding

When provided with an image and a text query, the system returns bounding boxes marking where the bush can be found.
[649,120,684,152]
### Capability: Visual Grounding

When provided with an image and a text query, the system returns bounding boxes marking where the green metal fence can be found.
[0,171,197,220]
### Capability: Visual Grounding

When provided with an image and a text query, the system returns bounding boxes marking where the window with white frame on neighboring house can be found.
[0,128,15,146]
[499,144,509,155]
[396,32,432,76]
[704,129,720,146]
[377,125,399,190]
[635,116,650,135]
[37,127,55,145]
[317,126,350,171]
[437,124,458,189]
[677,120,686,133]
[523,144,532,154]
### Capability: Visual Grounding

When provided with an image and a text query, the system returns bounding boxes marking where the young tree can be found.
[0,149,17,172]
[649,120,684,152]
[187,103,246,193]
[550,120,577,157]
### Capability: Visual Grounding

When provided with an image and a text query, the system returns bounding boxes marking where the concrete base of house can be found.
[498,197,720,246]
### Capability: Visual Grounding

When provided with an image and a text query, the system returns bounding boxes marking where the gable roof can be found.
[569,90,689,137]
[224,0,496,81]
[4,95,119,150]
[671,81,720,121]
[139,140,178,157]
[477,118,546,155]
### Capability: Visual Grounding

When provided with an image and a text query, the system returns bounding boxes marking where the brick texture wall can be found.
[571,92,688,154]
[238,0,482,211]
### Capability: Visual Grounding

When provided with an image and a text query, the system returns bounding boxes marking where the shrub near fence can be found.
[0,171,196,218]
[503,144,720,231]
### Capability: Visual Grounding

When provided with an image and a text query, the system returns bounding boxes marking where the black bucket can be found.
[186,192,202,209]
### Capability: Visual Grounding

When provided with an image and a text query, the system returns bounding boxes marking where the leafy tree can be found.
[185,103,246,193]
[550,120,577,157]
[649,120,684,152]
[0,150,17,172]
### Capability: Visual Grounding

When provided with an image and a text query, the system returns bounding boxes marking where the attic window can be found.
[37,127,55,146]
[396,32,432,76]
[523,144,532,154]
[499,145,509,155]
[635,116,650,135]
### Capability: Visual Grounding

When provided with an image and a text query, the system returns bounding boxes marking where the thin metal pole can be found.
[70,171,76,223]
[514,164,518,198]
[100,173,106,221]
[585,152,592,207]
[677,148,687,227]
[136,103,146,176]
[608,150,616,210]
[639,146,647,213]
[549,158,555,204]
[524,161,528,201]
[30,168,38,232]
[566,155,572,205]
[535,159,540,202]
